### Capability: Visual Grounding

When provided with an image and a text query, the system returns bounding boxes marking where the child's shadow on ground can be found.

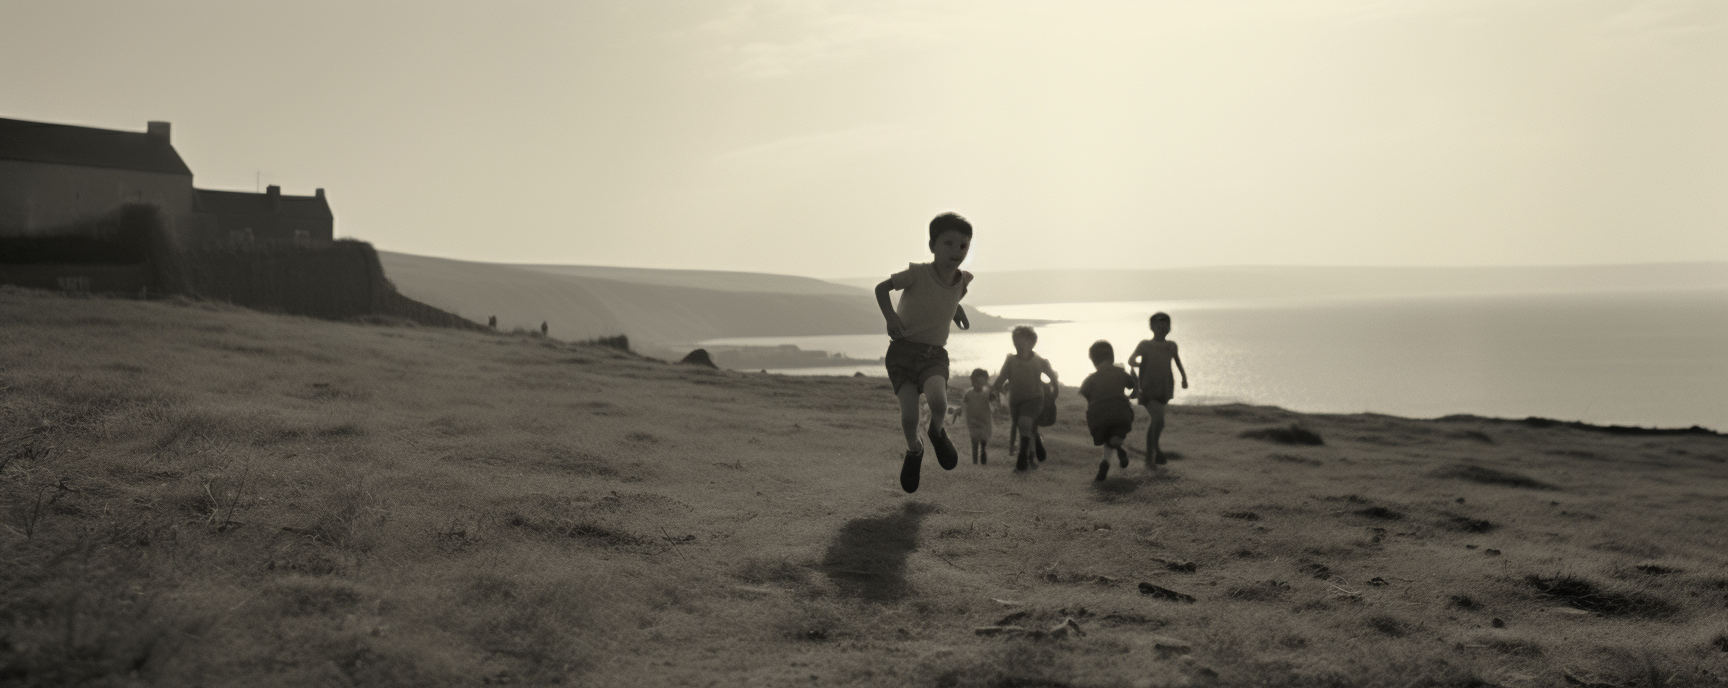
[1091,470,1181,502]
[820,502,938,603]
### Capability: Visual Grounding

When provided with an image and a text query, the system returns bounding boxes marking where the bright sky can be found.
[3,0,1723,278]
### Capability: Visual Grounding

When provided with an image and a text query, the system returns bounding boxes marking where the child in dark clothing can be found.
[1080,340,1139,481]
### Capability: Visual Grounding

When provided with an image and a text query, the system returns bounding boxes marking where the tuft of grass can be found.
[1525,574,1679,618]
[1240,424,1325,445]
[1430,463,1557,490]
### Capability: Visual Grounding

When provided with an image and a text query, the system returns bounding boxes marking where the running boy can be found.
[960,369,998,465]
[1128,312,1188,467]
[992,325,1059,472]
[875,212,973,493]
[1080,340,1139,481]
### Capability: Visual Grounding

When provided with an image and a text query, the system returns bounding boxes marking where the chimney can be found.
[267,185,281,212]
[146,121,171,141]
[315,188,325,200]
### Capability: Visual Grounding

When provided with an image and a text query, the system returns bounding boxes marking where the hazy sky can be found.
[4,0,1723,278]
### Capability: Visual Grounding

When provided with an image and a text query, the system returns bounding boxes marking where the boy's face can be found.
[1151,319,1171,337]
[1012,334,1034,354]
[971,376,987,389]
[929,229,971,272]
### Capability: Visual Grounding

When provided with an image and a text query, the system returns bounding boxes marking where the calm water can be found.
[702,289,1728,431]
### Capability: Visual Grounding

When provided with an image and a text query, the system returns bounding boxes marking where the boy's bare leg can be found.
[1014,416,1036,471]
[1146,402,1167,466]
[922,376,948,433]
[895,382,925,493]
[896,383,923,452]
[921,376,958,469]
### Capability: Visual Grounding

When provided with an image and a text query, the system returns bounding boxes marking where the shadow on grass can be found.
[1091,471,1181,503]
[820,501,937,602]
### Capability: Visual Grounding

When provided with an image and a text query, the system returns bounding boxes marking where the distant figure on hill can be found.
[488,315,496,329]
[961,368,1000,465]
[875,212,974,493]
[993,325,1059,472]
[1128,312,1188,467]
[540,321,548,336]
[1081,340,1139,481]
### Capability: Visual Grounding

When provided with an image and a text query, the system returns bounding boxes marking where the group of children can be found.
[878,213,1189,494]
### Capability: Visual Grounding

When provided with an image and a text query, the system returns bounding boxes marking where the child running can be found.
[875,212,974,493]
[992,326,1059,472]
[960,369,998,465]
[1080,340,1139,481]
[1128,311,1188,467]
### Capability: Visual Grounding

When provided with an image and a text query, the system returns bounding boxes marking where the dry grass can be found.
[2,286,1727,687]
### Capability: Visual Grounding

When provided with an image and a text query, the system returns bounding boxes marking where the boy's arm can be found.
[1041,358,1059,395]
[874,279,906,340]
[952,304,969,330]
[990,356,1011,394]
[1173,342,1188,388]
[1126,341,1145,372]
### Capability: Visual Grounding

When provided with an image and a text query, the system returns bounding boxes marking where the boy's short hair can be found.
[1011,325,1037,344]
[1089,340,1114,364]
[929,212,973,243]
[1150,312,1171,325]
[970,368,989,381]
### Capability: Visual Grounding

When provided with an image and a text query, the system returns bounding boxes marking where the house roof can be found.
[0,117,193,175]
[194,189,333,220]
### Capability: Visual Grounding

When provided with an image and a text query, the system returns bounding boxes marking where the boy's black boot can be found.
[1095,459,1109,481]
[900,449,924,493]
[1035,436,1047,462]
[980,446,988,466]
[1117,446,1129,468]
[929,427,958,470]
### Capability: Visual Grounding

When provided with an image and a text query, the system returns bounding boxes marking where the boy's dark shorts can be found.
[1088,416,1135,445]
[1087,401,1135,445]
[885,340,949,394]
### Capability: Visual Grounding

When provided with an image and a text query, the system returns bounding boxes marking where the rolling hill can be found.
[376,251,1019,348]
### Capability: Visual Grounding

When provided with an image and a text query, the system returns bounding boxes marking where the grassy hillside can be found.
[3,287,1726,687]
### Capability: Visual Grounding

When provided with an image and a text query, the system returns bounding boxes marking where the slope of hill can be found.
[4,287,1726,687]
[833,263,1728,306]
[377,251,1021,348]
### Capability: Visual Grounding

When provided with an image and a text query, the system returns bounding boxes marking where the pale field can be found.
[2,287,1726,687]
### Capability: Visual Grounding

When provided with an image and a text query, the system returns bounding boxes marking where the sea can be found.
[701,289,1728,431]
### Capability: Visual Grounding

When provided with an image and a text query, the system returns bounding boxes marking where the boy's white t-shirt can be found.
[891,262,972,347]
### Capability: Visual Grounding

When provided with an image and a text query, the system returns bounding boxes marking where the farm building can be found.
[0,116,332,247]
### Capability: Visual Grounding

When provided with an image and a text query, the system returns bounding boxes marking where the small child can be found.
[875,212,974,493]
[1128,312,1188,467]
[1080,340,1139,481]
[960,369,998,465]
[992,325,1059,472]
